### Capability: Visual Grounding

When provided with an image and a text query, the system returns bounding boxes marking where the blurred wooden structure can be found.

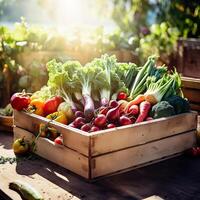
[176,38,200,112]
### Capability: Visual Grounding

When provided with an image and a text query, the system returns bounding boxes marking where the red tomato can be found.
[43,96,62,116]
[10,92,31,111]
[117,92,127,100]
[54,136,63,145]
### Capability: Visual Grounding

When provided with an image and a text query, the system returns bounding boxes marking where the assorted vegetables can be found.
[10,54,191,141]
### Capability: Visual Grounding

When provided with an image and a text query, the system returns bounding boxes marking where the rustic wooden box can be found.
[13,110,197,180]
[181,76,200,112]
[177,38,200,79]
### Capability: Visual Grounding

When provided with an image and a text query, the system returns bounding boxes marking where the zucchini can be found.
[9,180,43,200]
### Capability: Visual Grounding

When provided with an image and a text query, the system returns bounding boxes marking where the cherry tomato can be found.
[43,96,62,116]
[12,138,29,155]
[10,92,31,111]
[54,136,63,145]
[29,99,45,116]
[187,147,200,157]
[117,92,128,100]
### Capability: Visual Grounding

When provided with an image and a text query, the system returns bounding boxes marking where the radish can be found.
[107,123,116,129]
[109,100,119,108]
[99,106,109,115]
[106,104,120,122]
[117,92,127,100]
[146,117,153,121]
[94,114,107,127]
[83,94,94,120]
[136,101,151,123]
[68,122,76,128]
[81,124,91,132]
[101,98,109,106]
[73,117,86,128]
[75,111,85,118]
[128,105,139,115]
[90,126,100,132]
[119,116,132,126]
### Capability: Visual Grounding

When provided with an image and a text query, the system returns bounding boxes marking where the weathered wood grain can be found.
[91,130,196,178]
[90,112,197,156]
[14,110,90,156]
[14,127,89,179]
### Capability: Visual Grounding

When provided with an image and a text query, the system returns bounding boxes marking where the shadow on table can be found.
[15,155,136,200]
[15,154,200,200]
[0,131,13,150]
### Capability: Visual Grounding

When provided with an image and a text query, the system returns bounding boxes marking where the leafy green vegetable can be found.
[46,59,82,112]
[0,104,13,116]
[129,56,156,99]
[165,95,190,114]
[116,62,138,89]
[150,101,175,119]
[144,67,182,105]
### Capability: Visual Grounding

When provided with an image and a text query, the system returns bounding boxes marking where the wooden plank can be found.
[13,110,90,156]
[143,196,164,200]
[14,127,89,179]
[90,112,197,156]
[181,76,200,90]
[91,130,196,178]
[0,116,13,127]
[182,88,200,103]
[190,103,200,112]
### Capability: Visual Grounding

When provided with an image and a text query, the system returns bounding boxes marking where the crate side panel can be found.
[91,112,197,156]
[14,127,89,179]
[91,130,196,178]
[14,110,90,156]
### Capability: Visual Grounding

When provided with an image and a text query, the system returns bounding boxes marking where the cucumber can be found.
[9,180,43,200]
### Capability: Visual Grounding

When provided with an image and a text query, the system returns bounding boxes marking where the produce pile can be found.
[10,55,190,144]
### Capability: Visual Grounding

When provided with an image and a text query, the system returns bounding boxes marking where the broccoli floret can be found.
[166,95,190,114]
[150,101,175,119]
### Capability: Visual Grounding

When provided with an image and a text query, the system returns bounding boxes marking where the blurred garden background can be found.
[0,0,199,108]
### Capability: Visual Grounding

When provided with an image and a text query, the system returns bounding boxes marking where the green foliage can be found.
[111,0,152,35]
[139,22,179,64]
[156,0,200,38]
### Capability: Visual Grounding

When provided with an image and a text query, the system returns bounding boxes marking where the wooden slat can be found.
[14,127,89,179]
[13,110,90,156]
[181,77,200,90]
[182,88,200,103]
[0,116,13,127]
[90,112,197,156]
[91,130,196,178]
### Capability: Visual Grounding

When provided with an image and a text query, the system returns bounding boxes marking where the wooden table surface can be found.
[1,131,200,200]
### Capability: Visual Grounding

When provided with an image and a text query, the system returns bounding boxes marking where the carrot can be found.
[135,101,151,123]
[125,94,145,113]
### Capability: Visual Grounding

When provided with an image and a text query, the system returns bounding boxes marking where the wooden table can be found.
[1,131,200,200]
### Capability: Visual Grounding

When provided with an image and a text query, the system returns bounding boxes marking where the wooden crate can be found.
[0,115,13,132]
[177,38,200,79]
[181,76,200,112]
[13,110,197,180]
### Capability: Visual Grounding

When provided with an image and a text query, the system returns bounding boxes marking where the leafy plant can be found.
[139,22,179,64]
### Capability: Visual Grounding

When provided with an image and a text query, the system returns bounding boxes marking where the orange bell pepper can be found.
[29,99,45,116]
